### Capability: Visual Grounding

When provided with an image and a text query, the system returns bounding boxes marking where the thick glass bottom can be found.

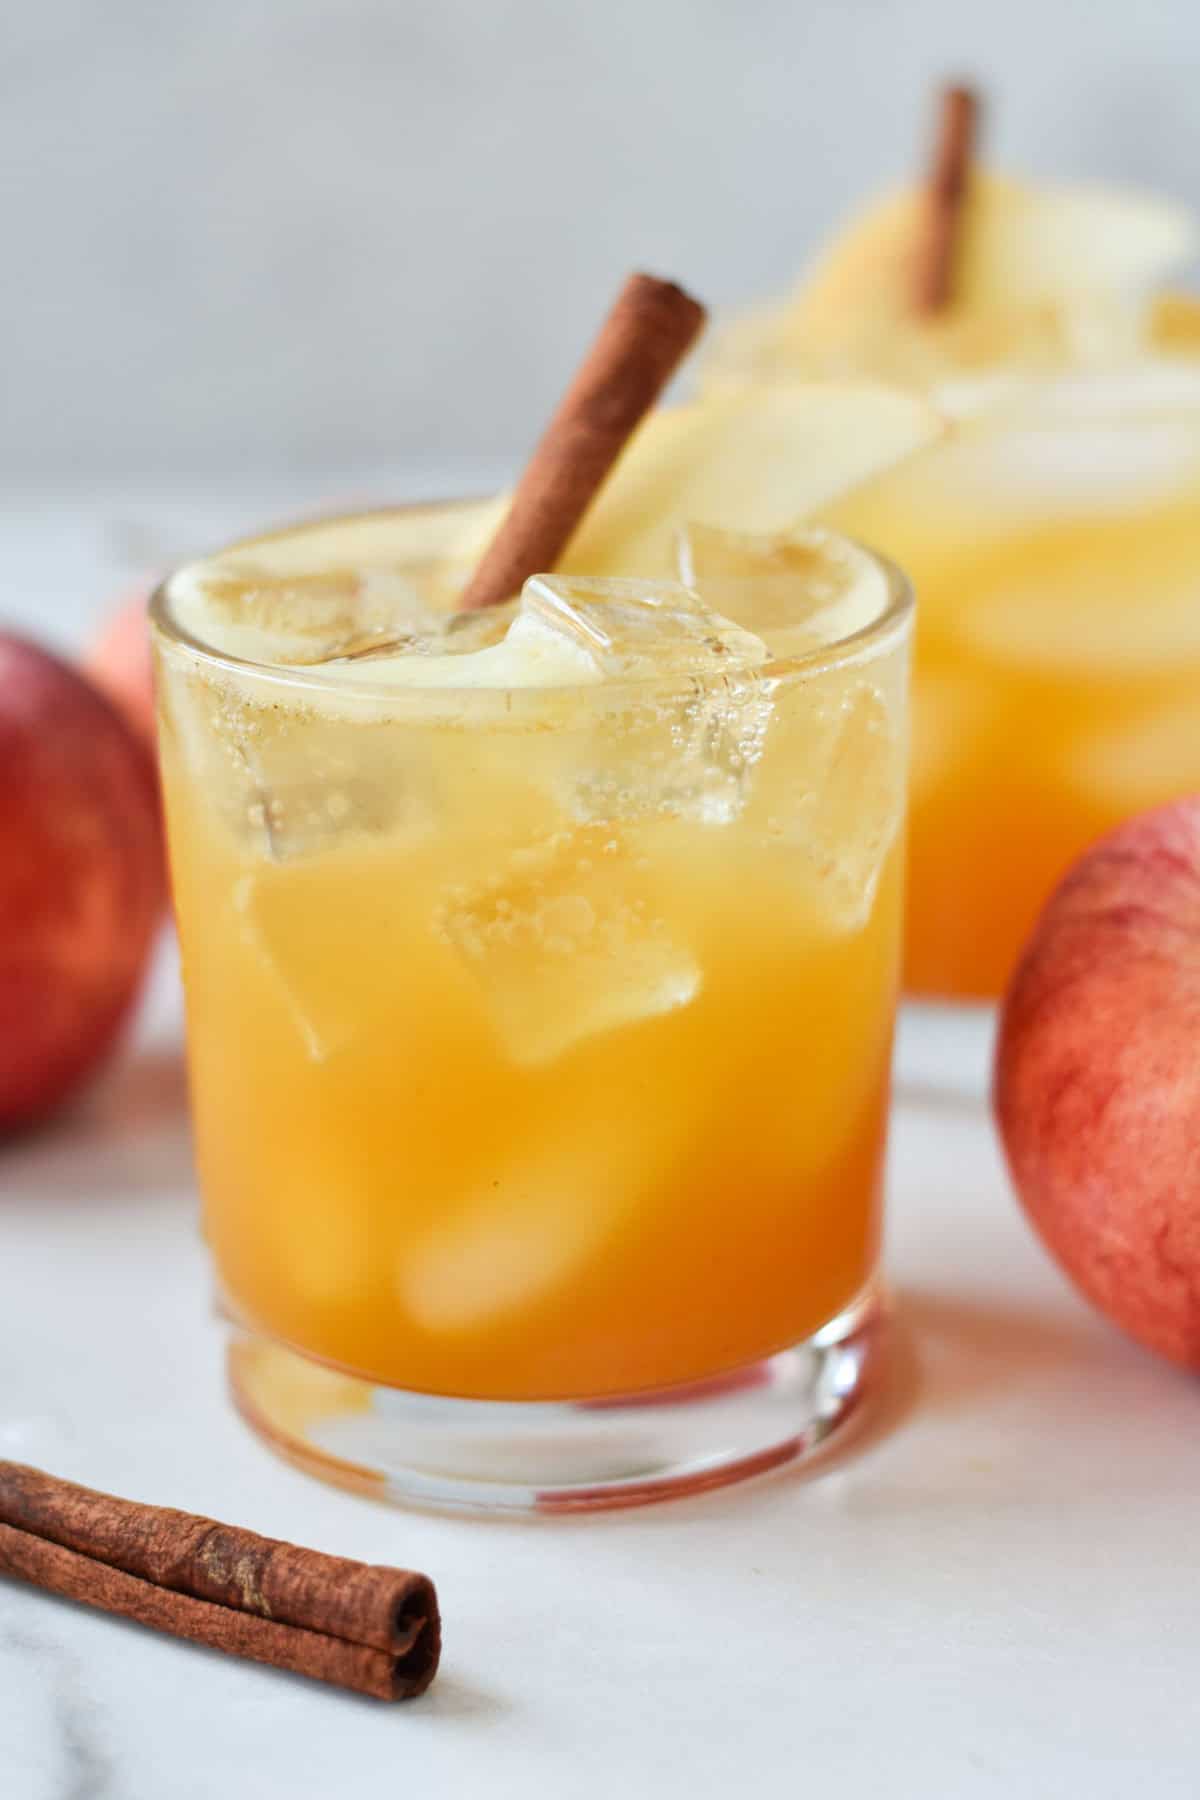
[227,1282,885,1514]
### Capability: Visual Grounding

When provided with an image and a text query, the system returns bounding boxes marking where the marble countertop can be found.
[4,493,1200,1799]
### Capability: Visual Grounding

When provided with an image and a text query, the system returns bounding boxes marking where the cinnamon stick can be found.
[458,271,706,611]
[912,83,980,315]
[0,1462,439,1701]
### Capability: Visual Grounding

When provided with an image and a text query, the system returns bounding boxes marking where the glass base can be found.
[227,1283,885,1514]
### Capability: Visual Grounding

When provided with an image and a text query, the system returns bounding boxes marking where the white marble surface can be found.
[4,498,1200,1797]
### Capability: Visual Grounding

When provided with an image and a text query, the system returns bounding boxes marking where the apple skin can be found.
[994,797,1200,1368]
[84,588,157,747]
[0,633,165,1133]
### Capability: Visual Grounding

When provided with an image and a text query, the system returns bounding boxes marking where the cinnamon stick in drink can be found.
[0,1462,439,1701]
[912,83,980,314]
[459,271,706,611]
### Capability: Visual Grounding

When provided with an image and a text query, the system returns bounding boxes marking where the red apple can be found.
[85,587,157,746]
[994,796,1200,1368]
[0,633,165,1132]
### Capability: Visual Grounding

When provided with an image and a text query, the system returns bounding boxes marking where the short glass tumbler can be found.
[152,501,913,1512]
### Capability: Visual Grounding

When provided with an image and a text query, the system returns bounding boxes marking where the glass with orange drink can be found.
[152,370,929,1509]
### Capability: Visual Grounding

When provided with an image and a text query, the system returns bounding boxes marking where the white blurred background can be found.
[4,0,1199,494]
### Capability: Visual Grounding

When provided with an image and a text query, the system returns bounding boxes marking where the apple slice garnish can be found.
[560,382,942,578]
[170,383,940,670]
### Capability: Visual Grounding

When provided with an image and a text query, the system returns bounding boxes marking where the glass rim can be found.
[148,495,914,707]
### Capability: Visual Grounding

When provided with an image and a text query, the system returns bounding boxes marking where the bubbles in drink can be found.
[160,514,901,875]
[505,575,785,829]
[565,675,774,829]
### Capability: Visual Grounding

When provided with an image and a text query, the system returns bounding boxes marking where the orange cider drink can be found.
[712,169,1200,1000]
[153,461,916,1509]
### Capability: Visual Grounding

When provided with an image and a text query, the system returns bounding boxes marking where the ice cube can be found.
[804,684,905,928]
[167,557,462,668]
[400,1159,611,1334]
[565,674,775,828]
[398,1075,697,1333]
[749,680,905,930]
[232,871,363,1060]
[677,522,888,656]
[157,620,446,862]
[522,574,769,677]
[433,825,701,1066]
[236,694,438,862]
[514,576,774,828]
[314,602,604,690]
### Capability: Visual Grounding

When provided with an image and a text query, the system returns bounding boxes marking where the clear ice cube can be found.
[515,577,774,828]
[566,676,775,828]
[798,684,904,929]
[521,574,769,678]
[168,521,533,679]
[748,679,905,931]
[433,824,701,1066]
[171,558,466,667]
[677,521,884,655]
[159,665,437,862]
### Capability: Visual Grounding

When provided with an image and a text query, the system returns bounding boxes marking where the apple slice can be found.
[163,498,509,670]
[560,383,942,579]
[166,388,939,668]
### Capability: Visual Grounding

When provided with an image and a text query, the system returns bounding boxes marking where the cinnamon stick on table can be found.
[458,271,706,612]
[0,1461,439,1701]
[912,83,980,315]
